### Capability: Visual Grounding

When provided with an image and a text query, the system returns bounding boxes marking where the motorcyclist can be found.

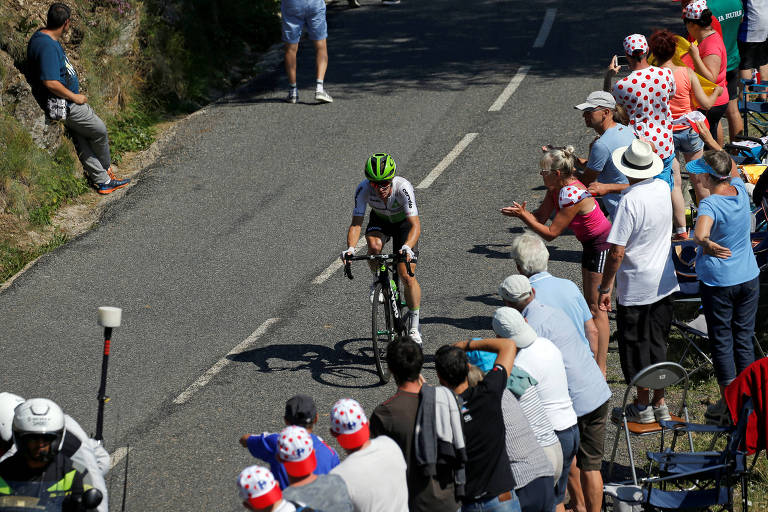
[0,394,108,512]
[0,398,101,511]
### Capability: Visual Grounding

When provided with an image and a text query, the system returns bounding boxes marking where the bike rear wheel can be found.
[371,282,393,383]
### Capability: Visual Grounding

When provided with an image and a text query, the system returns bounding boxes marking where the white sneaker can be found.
[407,328,422,345]
[315,89,333,103]
[369,283,384,304]
[382,0,400,4]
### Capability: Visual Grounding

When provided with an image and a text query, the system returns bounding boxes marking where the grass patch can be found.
[0,232,68,283]
[108,107,157,164]
[0,114,89,225]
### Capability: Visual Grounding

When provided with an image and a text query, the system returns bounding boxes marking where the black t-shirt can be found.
[459,364,515,503]
[370,390,459,512]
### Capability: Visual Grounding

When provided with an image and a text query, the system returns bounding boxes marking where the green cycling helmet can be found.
[365,153,397,181]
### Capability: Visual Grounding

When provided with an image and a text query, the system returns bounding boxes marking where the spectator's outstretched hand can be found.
[500,201,528,219]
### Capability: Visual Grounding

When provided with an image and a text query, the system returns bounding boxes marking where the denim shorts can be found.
[553,424,580,505]
[673,128,704,156]
[281,0,327,43]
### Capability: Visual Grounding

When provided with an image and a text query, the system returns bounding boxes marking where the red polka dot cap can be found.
[330,398,370,450]
[684,0,707,19]
[623,34,649,55]
[277,425,318,477]
[237,465,282,509]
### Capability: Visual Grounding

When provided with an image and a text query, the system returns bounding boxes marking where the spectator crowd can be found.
[1,0,765,511]
[229,1,763,511]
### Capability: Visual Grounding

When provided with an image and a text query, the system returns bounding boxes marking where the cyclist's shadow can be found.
[230,338,385,389]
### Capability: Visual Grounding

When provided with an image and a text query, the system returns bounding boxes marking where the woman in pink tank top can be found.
[501,146,612,374]
[649,29,723,239]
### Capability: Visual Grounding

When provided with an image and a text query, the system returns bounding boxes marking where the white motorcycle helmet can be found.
[12,398,66,462]
[0,392,25,443]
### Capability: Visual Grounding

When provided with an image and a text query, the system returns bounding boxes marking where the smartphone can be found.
[616,56,628,63]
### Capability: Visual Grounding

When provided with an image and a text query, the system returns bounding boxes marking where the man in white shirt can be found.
[329,398,408,512]
[598,139,680,424]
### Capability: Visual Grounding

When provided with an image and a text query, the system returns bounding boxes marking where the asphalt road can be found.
[0,0,683,509]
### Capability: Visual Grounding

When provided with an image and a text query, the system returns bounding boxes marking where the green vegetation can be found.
[0,233,68,284]
[0,114,88,225]
[108,107,157,164]
[140,0,281,110]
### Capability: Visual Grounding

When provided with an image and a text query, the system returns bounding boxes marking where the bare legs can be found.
[285,40,328,84]
[312,39,328,82]
[284,43,299,84]
[567,461,603,512]
[583,268,610,376]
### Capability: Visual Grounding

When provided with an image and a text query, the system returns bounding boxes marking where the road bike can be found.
[344,253,415,383]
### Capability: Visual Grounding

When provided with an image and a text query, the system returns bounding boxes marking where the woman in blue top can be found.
[688,151,761,424]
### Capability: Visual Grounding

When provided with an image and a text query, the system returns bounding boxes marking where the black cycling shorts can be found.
[365,213,419,256]
[581,242,609,274]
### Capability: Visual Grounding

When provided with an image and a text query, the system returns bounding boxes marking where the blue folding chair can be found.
[739,78,768,138]
[640,398,754,511]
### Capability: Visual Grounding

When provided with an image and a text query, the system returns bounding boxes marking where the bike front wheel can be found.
[371,282,393,384]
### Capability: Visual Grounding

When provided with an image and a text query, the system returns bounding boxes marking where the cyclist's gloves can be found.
[400,244,415,260]
[341,246,356,261]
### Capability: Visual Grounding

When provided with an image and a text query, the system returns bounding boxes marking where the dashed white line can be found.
[110,446,130,469]
[312,238,366,285]
[173,318,280,404]
[488,66,530,112]
[533,8,557,48]
[416,133,479,189]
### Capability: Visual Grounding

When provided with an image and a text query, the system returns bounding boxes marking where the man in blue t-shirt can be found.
[26,3,129,194]
[572,91,633,219]
[239,394,340,489]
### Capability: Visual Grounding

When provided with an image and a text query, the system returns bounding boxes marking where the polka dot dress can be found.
[612,66,677,160]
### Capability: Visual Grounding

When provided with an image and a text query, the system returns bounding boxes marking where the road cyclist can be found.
[342,153,423,345]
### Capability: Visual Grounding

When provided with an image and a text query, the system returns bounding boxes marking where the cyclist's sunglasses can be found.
[369,180,392,189]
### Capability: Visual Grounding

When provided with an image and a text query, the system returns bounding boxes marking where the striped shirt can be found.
[501,390,555,489]
[507,371,559,448]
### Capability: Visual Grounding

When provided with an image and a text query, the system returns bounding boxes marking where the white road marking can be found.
[110,446,130,469]
[173,318,280,404]
[533,8,557,48]
[488,66,530,112]
[312,238,366,285]
[416,133,479,189]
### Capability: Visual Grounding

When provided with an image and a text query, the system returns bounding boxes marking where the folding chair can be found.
[738,78,768,138]
[607,362,694,486]
[669,241,715,377]
[641,399,755,511]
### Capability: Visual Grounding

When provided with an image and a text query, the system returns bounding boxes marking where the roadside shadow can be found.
[465,293,503,307]
[421,315,491,331]
[547,246,581,264]
[468,244,509,259]
[230,338,385,389]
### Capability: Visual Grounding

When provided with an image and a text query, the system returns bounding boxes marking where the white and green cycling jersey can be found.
[353,176,419,223]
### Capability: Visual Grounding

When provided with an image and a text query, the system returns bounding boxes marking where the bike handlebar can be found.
[343,253,416,280]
